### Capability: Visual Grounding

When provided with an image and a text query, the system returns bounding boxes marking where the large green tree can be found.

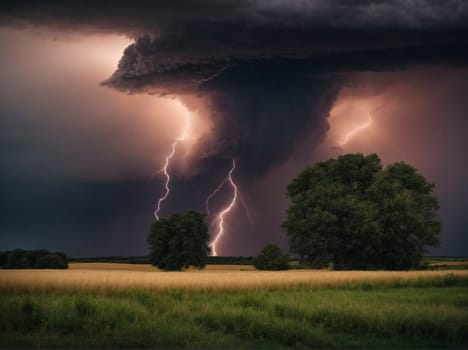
[147,211,210,271]
[282,153,441,270]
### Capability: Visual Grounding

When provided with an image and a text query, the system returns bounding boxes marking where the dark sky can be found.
[1,1,467,257]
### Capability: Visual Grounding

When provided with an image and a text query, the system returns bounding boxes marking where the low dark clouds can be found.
[3,0,468,90]
[96,1,468,92]
[1,1,468,256]
[4,1,468,31]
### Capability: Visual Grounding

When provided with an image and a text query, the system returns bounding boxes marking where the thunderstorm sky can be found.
[1,1,468,257]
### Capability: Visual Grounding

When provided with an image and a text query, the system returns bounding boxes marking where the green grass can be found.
[1,278,468,348]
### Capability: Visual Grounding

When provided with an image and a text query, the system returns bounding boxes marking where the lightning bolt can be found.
[195,65,234,85]
[208,159,238,256]
[205,178,228,217]
[154,107,190,220]
[341,111,373,146]
[238,194,253,226]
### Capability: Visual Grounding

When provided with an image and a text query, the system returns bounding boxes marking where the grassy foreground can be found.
[1,265,467,349]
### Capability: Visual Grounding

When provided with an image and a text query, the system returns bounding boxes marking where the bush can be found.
[254,244,289,270]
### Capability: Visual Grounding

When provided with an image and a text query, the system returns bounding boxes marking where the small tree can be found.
[254,243,289,270]
[147,211,210,271]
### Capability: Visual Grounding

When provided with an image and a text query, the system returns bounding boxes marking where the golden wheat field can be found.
[1,262,467,293]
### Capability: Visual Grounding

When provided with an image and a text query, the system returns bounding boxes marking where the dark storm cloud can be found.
[2,0,468,89]
[2,1,468,256]
[2,1,468,176]
[95,0,468,93]
[3,0,467,30]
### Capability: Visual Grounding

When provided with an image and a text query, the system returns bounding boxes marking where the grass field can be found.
[1,263,468,348]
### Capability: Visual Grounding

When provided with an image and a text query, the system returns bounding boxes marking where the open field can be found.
[2,265,468,292]
[1,265,468,348]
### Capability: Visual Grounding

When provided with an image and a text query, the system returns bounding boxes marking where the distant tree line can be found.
[206,256,255,265]
[69,255,255,265]
[0,249,68,269]
[70,256,150,264]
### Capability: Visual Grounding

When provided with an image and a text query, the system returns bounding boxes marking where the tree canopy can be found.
[147,211,210,271]
[254,243,289,270]
[282,153,441,270]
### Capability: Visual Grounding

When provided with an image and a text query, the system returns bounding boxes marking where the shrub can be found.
[254,243,289,270]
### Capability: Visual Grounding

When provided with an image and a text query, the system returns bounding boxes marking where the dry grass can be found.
[1,264,467,293]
